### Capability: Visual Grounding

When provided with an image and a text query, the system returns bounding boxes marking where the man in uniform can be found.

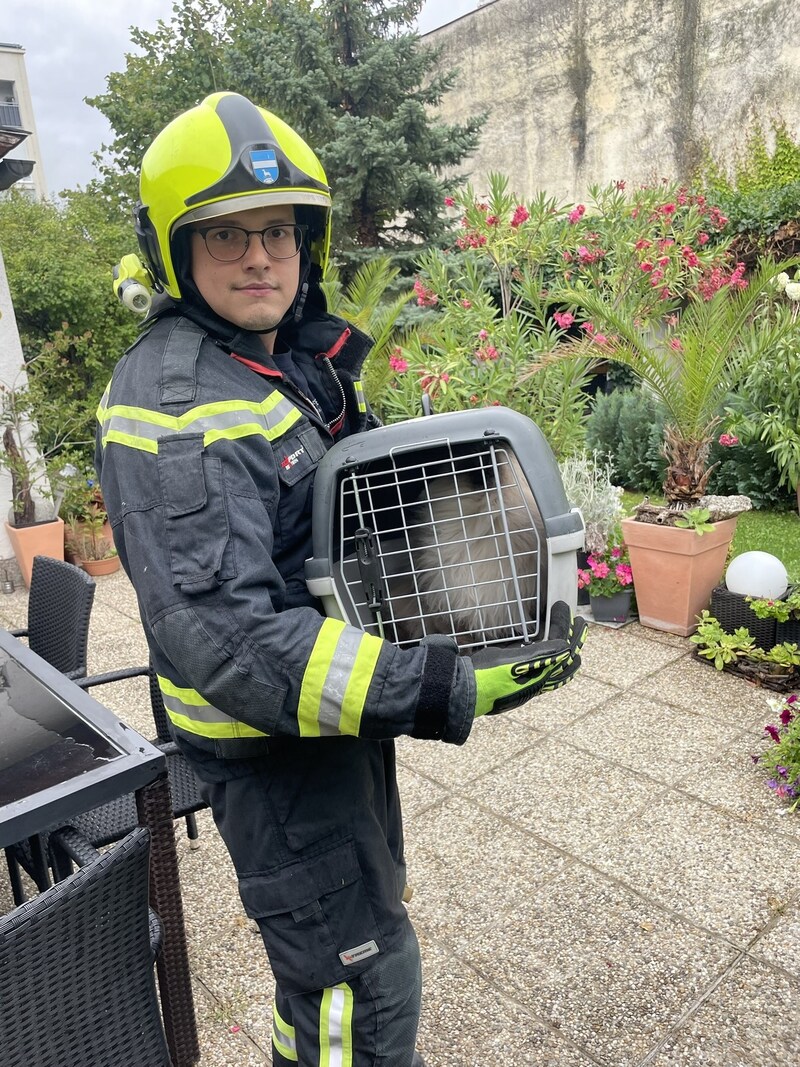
[97,92,586,1066]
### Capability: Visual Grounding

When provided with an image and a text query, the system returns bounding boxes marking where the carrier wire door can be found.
[306,408,585,653]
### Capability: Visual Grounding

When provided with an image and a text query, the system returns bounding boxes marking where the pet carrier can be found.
[305,408,584,653]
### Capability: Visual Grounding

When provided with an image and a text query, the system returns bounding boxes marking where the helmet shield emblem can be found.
[250,149,279,185]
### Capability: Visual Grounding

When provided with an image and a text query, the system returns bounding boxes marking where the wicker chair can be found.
[9,555,95,679]
[72,662,206,849]
[0,826,172,1067]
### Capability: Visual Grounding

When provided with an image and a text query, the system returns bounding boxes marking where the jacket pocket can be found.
[157,433,236,592]
[238,839,384,994]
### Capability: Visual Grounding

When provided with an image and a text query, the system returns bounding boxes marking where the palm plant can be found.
[320,255,414,414]
[558,259,798,506]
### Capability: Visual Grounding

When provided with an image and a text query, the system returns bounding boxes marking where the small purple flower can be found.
[766,778,779,790]
[787,694,798,704]
[776,766,789,778]
[780,707,794,726]
[750,754,761,764]
[764,724,781,743]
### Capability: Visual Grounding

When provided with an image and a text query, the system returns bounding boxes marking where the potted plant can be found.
[559,258,797,635]
[577,538,635,623]
[0,379,65,586]
[690,609,800,690]
[61,469,119,576]
[560,450,625,605]
[755,694,800,812]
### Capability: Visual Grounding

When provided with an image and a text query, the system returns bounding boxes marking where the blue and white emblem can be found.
[250,149,279,185]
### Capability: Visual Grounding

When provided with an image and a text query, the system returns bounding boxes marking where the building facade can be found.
[0,42,47,199]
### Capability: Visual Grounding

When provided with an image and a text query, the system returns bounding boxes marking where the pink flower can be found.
[568,204,585,224]
[444,196,456,207]
[590,560,610,579]
[593,333,608,345]
[697,232,709,245]
[611,546,623,558]
[562,250,573,262]
[615,180,626,191]
[461,299,472,309]
[640,261,654,273]
[553,311,574,329]
[669,338,683,351]
[635,239,652,251]
[718,433,739,447]
[389,354,408,373]
[478,329,489,340]
[486,215,500,226]
[577,569,592,589]
[765,724,781,744]
[413,278,438,307]
[440,372,450,382]
[615,563,633,586]
[581,322,595,334]
[511,205,530,227]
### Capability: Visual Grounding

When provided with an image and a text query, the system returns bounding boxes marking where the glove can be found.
[470,601,587,717]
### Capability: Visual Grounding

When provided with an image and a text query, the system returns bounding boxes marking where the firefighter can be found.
[97,92,586,1067]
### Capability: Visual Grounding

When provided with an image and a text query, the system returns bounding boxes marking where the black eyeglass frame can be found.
[193,222,308,262]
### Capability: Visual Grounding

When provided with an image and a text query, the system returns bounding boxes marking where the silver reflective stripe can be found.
[317,627,370,735]
[273,1002,298,1062]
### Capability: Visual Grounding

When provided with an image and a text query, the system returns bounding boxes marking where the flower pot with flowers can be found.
[577,540,634,623]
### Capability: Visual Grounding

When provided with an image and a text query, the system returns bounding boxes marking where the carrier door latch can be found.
[354,527,386,620]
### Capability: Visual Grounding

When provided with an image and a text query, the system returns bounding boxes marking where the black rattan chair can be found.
[72,662,206,850]
[0,826,172,1067]
[9,555,95,679]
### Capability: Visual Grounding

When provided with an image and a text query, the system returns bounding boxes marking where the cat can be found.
[385,454,545,650]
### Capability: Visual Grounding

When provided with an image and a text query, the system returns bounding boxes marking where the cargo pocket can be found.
[237,839,384,995]
[157,434,236,592]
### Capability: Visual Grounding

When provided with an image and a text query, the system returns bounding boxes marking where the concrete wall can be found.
[426,0,798,202]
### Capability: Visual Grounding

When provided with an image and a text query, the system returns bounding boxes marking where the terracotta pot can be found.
[621,516,738,637]
[590,589,632,623]
[78,555,121,577]
[4,518,65,588]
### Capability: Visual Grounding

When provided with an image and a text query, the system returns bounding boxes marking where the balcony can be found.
[0,102,23,128]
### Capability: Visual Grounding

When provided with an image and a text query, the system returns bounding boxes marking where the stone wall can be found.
[426,0,798,201]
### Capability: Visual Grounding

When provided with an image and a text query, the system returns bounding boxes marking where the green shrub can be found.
[586,388,666,491]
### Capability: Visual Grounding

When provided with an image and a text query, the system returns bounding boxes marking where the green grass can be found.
[622,491,800,582]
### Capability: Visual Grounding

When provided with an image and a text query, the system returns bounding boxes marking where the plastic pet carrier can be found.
[305,408,585,652]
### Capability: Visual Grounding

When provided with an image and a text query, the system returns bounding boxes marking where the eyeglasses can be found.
[193,223,307,262]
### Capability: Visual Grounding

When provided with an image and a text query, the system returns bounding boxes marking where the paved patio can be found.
[2,566,799,1067]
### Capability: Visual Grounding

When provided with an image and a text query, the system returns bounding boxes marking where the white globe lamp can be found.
[725,552,788,599]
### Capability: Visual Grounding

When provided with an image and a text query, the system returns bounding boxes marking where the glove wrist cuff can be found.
[411,643,459,740]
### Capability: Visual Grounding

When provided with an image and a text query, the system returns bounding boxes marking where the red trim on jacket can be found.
[230,353,282,377]
[322,327,351,360]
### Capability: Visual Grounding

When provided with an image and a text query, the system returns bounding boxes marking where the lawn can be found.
[622,492,800,582]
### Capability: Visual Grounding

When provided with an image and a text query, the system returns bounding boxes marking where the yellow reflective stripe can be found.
[96,380,111,423]
[157,675,268,739]
[102,428,158,454]
[319,984,353,1067]
[298,619,345,737]
[99,392,302,451]
[298,622,381,737]
[353,379,367,414]
[339,632,382,737]
[272,1002,298,1062]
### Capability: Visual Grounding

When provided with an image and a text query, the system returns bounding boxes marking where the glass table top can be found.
[0,652,122,806]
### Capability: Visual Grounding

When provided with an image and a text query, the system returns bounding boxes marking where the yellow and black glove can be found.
[470,601,587,717]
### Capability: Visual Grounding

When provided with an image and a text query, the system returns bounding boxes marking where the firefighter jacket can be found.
[95,301,476,763]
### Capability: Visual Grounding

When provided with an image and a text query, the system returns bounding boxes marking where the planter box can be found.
[692,649,800,693]
[710,585,777,651]
[621,516,738,637]
[776,616,800,646]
